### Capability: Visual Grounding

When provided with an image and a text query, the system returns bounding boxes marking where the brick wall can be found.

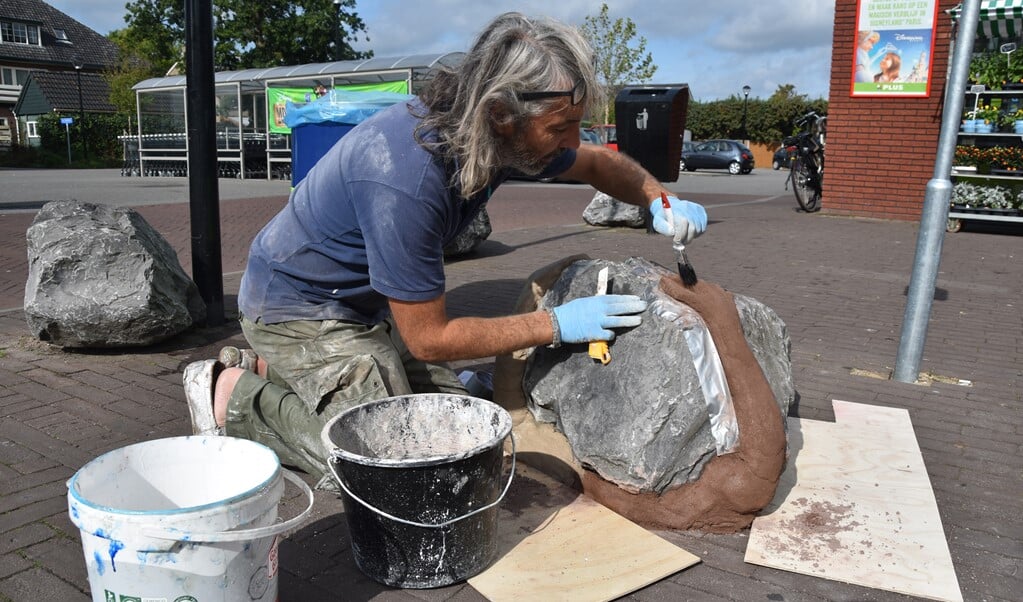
[824,0,959,220]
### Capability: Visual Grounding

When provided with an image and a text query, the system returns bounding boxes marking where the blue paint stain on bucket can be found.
[67,436,313,602]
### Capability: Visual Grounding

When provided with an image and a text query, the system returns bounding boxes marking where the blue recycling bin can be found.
[284,89,415,187]
[291,122,354,186]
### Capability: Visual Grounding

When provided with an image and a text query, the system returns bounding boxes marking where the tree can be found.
[117,0,371,73]
[685,85,828,145]
[105,28,172,116]
[580,3,656,126]
[117,0,186,78]
[211,0,371,70]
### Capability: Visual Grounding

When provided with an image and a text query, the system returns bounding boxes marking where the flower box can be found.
[950,204,1023,216]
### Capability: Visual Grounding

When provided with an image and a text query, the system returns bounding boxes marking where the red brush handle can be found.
[660,191,671,210]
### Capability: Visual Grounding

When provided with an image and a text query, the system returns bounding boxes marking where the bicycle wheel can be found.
[790,157,821,212]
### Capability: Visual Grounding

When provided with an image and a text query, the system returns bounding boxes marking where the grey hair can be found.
[416,12,601,199]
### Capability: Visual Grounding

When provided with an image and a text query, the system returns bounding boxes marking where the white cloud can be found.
[45,0,837,99]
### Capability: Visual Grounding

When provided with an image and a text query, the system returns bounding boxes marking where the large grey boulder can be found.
[523,257,793,494]
[24,200,206,348]
[582,192,645,228]
[444,205,492,257]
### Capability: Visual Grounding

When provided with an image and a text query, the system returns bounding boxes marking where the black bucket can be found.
[321,393,514,588]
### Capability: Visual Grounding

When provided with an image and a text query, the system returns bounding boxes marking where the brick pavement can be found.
[0,181,1020,601]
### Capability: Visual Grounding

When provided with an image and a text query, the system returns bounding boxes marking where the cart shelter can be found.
[127,52,463,180]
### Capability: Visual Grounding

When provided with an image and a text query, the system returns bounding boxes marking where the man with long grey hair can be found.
[183,12,707,489]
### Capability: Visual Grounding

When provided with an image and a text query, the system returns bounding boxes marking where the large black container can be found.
[321,394,513,588]
[614,84,690,182]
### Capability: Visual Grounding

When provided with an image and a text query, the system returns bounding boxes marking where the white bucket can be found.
[67,435,313,602]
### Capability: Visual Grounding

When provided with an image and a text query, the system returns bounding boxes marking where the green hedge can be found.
[34,112,131,168]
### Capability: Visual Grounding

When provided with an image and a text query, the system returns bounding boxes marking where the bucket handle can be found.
[328,433,516,530]
[141,468,315,543]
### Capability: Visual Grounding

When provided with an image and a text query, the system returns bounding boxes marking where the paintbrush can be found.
[661,192,698,286]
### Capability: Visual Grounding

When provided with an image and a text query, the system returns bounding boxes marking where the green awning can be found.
[950,0,1023,38]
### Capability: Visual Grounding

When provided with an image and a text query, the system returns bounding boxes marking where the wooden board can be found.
[469,463,700,602]
[745,400,962,602]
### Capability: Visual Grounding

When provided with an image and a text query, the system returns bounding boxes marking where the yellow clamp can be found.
[588,341,611,365]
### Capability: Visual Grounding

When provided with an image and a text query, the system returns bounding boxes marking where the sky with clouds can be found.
[45,0,836,101]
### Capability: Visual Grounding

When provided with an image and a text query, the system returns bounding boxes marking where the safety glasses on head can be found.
[517,80,584,106]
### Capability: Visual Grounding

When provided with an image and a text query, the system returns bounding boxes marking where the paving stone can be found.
[0,566,88,601]
[0,523,56,554]
[0,466,71,497]
[0,553,33,580]
[23,536,91,594]
[1,187,1020,601]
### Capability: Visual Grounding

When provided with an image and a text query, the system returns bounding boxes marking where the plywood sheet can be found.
[469,463,699,602]
[745,400,962,602]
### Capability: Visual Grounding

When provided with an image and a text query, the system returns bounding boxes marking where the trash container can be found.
[286,90,414,186]
[291,122,355,186]
[614,85,690,182]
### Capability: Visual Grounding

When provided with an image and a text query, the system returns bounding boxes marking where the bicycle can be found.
[783,111,827,212]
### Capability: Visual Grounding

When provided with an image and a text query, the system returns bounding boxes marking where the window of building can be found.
[1,20,41,46]
[1,67,33,86]
[0,118,8,128]
[53,28,69,42]
[26,121,38,138]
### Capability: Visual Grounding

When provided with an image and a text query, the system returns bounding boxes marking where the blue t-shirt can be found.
[239,100,576,325]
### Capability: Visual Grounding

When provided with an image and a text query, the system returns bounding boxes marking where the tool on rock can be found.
[661,192,698,286]
[587,266,612,365]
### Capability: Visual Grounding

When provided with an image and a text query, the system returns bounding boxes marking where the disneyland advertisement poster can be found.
[851,0,939,97]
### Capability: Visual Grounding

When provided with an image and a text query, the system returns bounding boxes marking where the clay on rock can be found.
[522,257,790,532]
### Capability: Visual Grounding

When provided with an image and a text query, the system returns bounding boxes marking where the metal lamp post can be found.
[741,84,751,142]
[74,62,88,161]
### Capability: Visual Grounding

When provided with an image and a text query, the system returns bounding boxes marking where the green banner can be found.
[267,81,409,134]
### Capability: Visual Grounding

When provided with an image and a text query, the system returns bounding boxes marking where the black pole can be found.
[741,85,750,142]
[185,0,225,326]
[75,64,87,161]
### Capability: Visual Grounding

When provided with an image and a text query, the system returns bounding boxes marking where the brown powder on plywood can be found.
[753,499,862,561]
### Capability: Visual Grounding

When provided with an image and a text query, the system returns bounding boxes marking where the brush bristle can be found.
[678,263,698,287]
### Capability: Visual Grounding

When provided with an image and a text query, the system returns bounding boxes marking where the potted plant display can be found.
[975,104,1000,132]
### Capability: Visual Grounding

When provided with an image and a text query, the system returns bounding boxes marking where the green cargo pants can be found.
[225,315,467,490]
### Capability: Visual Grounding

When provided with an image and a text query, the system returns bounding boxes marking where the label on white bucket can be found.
[100,592,196,602]
[268,535,280,579]
[67,436,314,602]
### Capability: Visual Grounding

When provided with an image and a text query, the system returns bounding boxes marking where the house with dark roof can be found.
[14,70,116,147]
[0,0,119,146]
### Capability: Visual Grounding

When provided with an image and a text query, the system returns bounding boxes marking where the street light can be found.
[333,0,343,61]
[741,84,751,142]
[74,61,88,161]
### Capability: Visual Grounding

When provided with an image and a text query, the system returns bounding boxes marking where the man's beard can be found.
[499,134,560,176]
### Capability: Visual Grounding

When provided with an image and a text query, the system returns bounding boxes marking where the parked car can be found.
[679,139,754,175]
[772,144,795,170]
[589,124,618,151]
[581,127,602,145]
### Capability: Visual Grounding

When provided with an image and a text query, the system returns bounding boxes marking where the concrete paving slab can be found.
[0,168,1019,601]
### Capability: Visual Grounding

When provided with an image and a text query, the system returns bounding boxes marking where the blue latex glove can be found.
[552,295,648,344]
[649,196,707,244]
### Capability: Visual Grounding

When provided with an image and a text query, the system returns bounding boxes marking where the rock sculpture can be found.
[444,206,492,257]
[582,192,646,228]
[24,200,206,348]
[497,257,791,532]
